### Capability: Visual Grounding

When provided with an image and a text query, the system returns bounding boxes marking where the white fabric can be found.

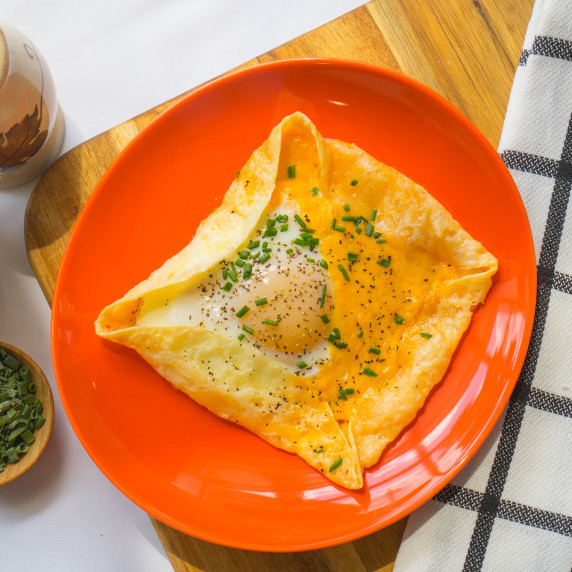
[0,2,363,570]
[395,0,572,569]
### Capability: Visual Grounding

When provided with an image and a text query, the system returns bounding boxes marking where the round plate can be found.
[51,59,536,551]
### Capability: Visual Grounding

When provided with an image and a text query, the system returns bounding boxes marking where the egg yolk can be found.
[233,255,333,356]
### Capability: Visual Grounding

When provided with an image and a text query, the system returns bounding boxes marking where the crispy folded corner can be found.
[103,325,363,489]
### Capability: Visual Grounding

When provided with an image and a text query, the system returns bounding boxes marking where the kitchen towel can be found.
[394,0,572,569]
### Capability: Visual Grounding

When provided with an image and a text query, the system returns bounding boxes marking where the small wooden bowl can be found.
[0,342,54,485]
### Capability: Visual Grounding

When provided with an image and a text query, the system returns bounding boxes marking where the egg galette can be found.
[95,112,498,490]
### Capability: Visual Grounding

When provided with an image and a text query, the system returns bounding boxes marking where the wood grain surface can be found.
[24,0,534,569]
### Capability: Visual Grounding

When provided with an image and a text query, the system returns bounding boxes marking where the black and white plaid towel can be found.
[394,0,572,569]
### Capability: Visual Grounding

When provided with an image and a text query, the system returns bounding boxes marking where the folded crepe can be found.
[95,112,497,489]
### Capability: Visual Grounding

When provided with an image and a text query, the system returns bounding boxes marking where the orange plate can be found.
[51,59,536,551]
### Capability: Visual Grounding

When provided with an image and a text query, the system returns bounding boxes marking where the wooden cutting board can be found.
[24,0,534,569]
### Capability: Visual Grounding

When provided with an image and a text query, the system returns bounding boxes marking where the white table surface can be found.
[0,2,364,569]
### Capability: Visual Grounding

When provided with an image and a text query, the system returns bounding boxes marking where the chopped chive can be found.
[222,269,228,279]
[319,259,329,270]
[266,218,276,227]
[420,332,433,339]
[255,297,268,306]
[361,368,378,377]
[296,237,316,247]
[20,430,34,444]
[341,215,356,221]
[365,223,374,237]
[238,250,251,260]
[307,257,315,263]
[263,228,278,237]
[373,231,381,239]
[338,264,350,281]
[320,314,330,324]
[222,282,233,292]
[297,361,308,369]
[235,258,246,268]
[333,225,345,232]
[294,214,306,228]
[280,223,289,232]
[286,248,294,255]
[339,389,347,400]
[287,165,296,178]
[311,187,320,195]
[329,458,343,472]
[228,269,238,282]
[394,316,404,325]
[347,252,358,262]
[314,447,324,454]
[376,238,387,244]
[345,388,355,395]
[357,331,364,338]
[242,263,253,280]
[242,325,254,334]
[235,305,250,318]
[369,347,381,355]
[378,258,391,267]
[350,179,358,186]
[343,203,351,211]
[237,333,245,341]
[331,218,337,229]
[263,319,279,326]
[320,284,327,308]
[335,341,348,349]
[248,240,260,250]
[370,209,377,221]
[251,250,261,260]
[259,252,270,265]
[262,241,268,249]
[332,328,341,339]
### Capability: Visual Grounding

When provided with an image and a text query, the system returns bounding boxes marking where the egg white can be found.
[139,202,333,374]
